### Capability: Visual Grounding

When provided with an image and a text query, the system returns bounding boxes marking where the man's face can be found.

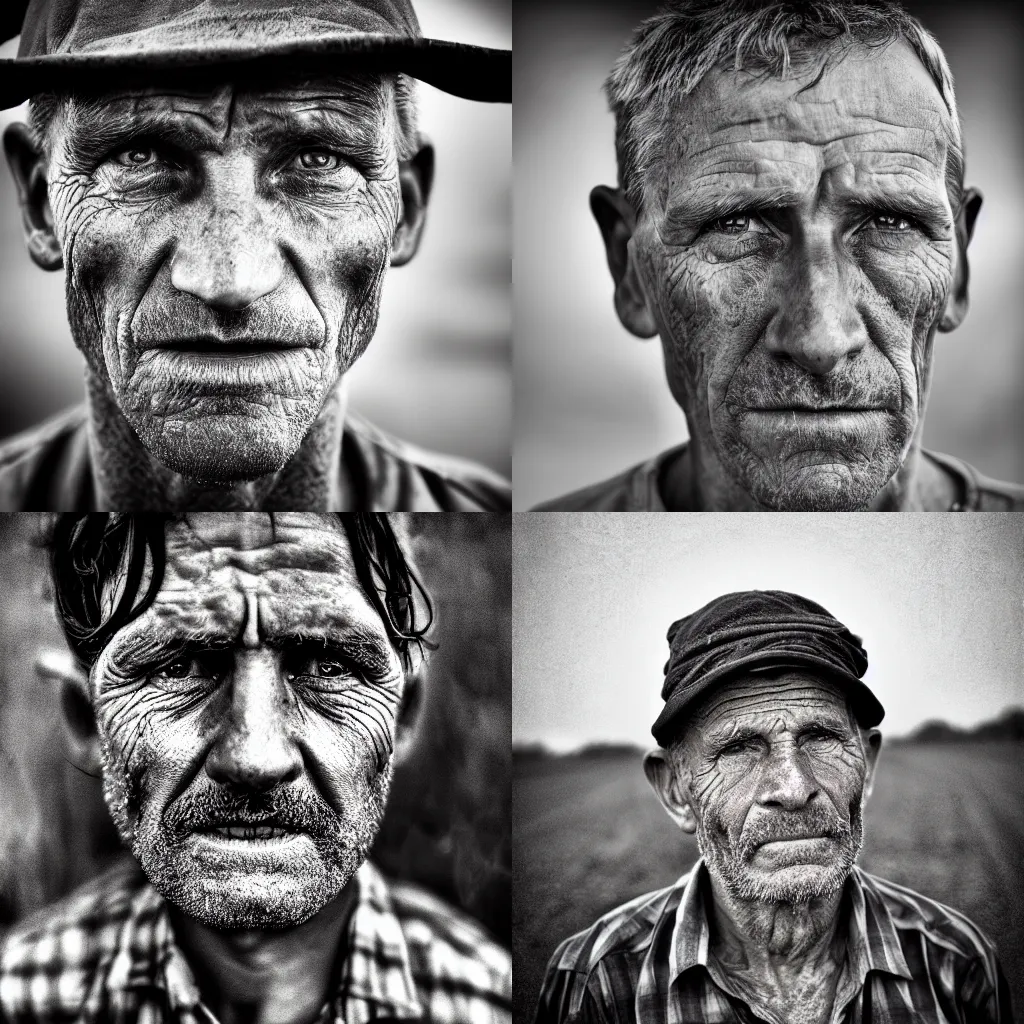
[88,514,406,929]
[628,43,964,510]
[674,672,874,903]
[41,75,405,482]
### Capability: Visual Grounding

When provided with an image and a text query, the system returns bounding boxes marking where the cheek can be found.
[860,243,954,388]
[641,244,769,412]
[295,686,400,807]
[94,682,211,816]
[292,183,399,366]
[691,760,755,837]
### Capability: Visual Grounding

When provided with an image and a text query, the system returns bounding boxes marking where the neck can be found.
[84,373,349,511]
[708,874,845,966]
[168,881,358,1024]
[665,431,955,511]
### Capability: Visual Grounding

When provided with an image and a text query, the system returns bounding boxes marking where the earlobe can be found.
[590,184,658,339]
[939,186,982,333]
[391,139,435,267]
[2,121,63,271]
[643,748,698,834]
[35,649,101,776]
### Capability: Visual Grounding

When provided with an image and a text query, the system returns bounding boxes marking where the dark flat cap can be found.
[652,589,884,745]
[0,0,511,108]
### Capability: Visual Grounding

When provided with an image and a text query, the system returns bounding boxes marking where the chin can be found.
[139,412,312,483]
[742,862,851,903]
[728,447,903,511]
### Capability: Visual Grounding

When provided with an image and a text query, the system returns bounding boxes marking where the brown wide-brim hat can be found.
[0,0,511,108]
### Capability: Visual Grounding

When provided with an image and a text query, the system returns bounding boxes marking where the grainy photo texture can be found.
[513,513,1024,1023]
[0,512,512,1024]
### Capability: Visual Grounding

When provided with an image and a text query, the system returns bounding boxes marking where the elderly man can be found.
[0,513,512,1023]
[0,0,510,511]
[535,591,1010,1023]
[536,0,1024,512]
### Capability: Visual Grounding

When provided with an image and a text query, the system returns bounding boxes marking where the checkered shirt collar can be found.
[641,858,913,1006]
[100,860,424,1024]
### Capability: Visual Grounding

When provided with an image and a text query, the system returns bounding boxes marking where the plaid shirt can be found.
[0,858,511,1024]
[535,860,1011,1024]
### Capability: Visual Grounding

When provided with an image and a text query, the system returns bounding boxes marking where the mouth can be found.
[744,406,891,415]
[195,819,303,845]
[152,337,306,356]
[206,825,295,840]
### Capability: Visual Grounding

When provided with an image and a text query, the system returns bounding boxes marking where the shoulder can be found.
[861,871,999,964]
[0,407,90,512]
[385,879,511,1019]
[343,413,511,511]
[531,447,683,511]
[0,859,149,1020]
[924,449,1024,510]
[544,878,685,986]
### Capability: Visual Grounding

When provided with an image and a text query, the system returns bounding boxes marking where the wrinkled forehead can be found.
[105,514,389,648]
[52,70,394,141]
[660,39,953,173]
[689,671,853,737]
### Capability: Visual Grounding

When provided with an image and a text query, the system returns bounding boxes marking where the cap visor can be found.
[652,651,884,744]
[0,35,511,107]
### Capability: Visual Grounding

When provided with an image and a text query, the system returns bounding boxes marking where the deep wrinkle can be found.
[88,514,406,955]
[649,671,879,1023]
[30,73,417,509]
[611,41,974,511]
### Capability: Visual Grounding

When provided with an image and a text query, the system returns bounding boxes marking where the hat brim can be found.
[0,34,510,108]
[651,650,885,745]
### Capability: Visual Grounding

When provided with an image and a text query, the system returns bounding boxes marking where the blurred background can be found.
[513,0,1024,508]
[512,514,1024,1021]
[0,0,511,480]
[0,513,510,947]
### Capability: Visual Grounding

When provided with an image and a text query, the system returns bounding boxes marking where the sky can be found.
[512,514,1024,750]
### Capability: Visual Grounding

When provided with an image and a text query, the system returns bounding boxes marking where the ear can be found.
[939,186,982,333]
[35,648,101,776]
[590,184,658,339]
[860,729,882,801]
[643,747,697,834]
[393,666,423,765]
[390,139,435,267]
[3,121,63,271]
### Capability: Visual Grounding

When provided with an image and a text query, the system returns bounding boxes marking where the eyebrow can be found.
[705,716,850,749]
[62,99,389,168]
[666,180,951,233]
[103,619,396,684]
[665,186,806,230]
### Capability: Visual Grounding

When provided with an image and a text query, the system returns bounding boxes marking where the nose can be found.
[756,741,820,811]
[765,232,869,376]
[170,160,285,310]
[205,649,301,791]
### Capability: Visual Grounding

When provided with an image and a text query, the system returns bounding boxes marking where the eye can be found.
[112,146,158,168]
[293,149,345,171]
[871,212,918,233]
[803,728,841,746]
[704,213,770,236]
[286,650,358,687]
[719,737,760,757]
[149,654,222,691]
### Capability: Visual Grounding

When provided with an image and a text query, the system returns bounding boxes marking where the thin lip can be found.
[744,406,893,414]
[143,336,309,354]
[198,819,298,832]
[758,833,833,844]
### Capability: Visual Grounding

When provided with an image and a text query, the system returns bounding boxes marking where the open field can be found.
[513,743,1024,1024]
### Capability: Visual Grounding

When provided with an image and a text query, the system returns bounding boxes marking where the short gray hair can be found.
[605,0,964,214]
